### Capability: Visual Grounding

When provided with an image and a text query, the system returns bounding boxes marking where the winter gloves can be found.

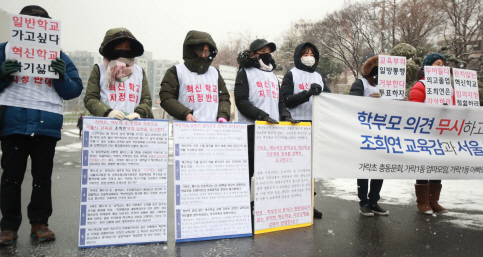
[281,116,299,123]
[306,83,322,97]
[218,117,227,123]
[125,113,140,120]
[108,110,125,120]
[51,58,66,78]
[0,60,21,81]
[262,116,279,124]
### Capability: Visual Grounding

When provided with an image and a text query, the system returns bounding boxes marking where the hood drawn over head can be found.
[99,28,144,60]
[361,54,379,77]
[183,30,217,74]
[294,42,319,72]
[237,50,277,70]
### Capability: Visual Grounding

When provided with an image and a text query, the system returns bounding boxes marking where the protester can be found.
[84,28,153,120]
[159,30,230,122]
[0,5,83,245]
[409,53,452,215]
[235,39,297,186]
[280,42,329,219]
[349,53,389,217]
[77,114,84,138]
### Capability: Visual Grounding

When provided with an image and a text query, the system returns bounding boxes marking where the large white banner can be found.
[173,121,251,242]
[254,121,312,234]
[313,94,483,179]
[79,118,169,248]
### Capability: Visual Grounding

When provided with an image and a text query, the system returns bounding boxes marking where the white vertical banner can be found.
[78,118,169,248]
[453,68,480,107]
[424,66,452,105]
[312,94,483,180]
[254,121,312,234]
[173,122,251,242]
[8,14,61,79]
[377,55,407,99]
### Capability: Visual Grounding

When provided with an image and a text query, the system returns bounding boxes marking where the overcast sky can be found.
[1,0,360,62]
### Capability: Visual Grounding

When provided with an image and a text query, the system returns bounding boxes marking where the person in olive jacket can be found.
[159,30,230,122]
[84,28,153,120]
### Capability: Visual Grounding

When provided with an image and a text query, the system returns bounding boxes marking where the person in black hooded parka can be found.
[280,42,329,219]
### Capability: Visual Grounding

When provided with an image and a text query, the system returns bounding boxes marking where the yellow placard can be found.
[255,121,311,127]
[254,222,312,235]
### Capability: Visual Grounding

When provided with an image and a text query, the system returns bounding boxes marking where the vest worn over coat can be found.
[289,67,323,120]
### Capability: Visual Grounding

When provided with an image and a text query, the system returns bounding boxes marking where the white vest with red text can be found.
[238,67,280,125]
[0,42,63,114]
[289,67,324,121]
[175,63,219,122]
[98,63,143,114]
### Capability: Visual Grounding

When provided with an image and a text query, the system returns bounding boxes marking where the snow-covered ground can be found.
[318,178,483,230]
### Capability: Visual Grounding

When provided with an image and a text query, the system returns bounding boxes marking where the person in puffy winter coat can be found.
[0,5,83,245]
[349,53,389,217]
[409,53,451,215]
[280,42,329,219]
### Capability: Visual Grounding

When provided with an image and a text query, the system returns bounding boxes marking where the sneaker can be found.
[0,230,18,246]
[31,224,55,242]
[370,204,389,215]
[314,208,323,219]
[359,205,374,217]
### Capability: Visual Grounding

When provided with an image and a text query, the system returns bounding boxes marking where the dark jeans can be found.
[247,125,255,187]
[416,180,441,184]
[357,179,383,207]
[0,135,57,231]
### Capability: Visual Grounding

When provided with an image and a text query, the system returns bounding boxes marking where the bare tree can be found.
[438,0,482,60]
[211,32,254,69]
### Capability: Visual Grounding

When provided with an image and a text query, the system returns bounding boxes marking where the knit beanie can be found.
[422,53,446,68]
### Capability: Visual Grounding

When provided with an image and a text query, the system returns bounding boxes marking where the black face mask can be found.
[258,53,272,66]
[110,50,135,59]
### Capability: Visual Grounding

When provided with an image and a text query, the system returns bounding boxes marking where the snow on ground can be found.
[55,142,82,152]
[318,178,483,230]
[63,129,80,138]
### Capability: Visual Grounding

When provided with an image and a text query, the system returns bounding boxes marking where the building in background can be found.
[148,59,179,109]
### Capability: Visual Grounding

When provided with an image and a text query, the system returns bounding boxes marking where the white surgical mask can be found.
[301,56,315,67]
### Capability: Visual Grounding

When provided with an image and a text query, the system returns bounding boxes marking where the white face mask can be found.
[301,56,316,67]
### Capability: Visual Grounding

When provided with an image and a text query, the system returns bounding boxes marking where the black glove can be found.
[51,58,66,78]
[262,116,279,124]
[0,60,21,81]
[306,83,322,97]
[281,116,300,123]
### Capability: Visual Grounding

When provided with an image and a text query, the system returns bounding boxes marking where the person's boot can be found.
[314,208,323,219]
[429,183,447,213]
[31,224,55,242]
[0,230,18,246]
[415,184,433,215]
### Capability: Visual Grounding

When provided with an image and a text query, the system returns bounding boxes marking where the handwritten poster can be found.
[173,121,251,242]
[378,55,407,99]
[78,117,169,248]
[254,121,312,234]
[453,68,480,107]
[424,66,452,105]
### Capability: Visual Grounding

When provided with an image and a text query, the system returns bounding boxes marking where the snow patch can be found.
[56,142,82,152]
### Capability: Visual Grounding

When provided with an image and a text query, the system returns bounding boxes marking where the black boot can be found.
[314,208,323,219]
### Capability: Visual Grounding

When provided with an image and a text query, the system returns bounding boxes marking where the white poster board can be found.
[219,65,238,81]
[424,66,452,105]
[378,55,407,99]
[453,68,480,107]
[78,118,169,248]
[254,121,312,234]
[8,14,61,79]
[313,94,483,179]
[173,121,251,242]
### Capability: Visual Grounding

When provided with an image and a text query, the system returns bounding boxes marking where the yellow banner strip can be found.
[255,121,311,126]
[254,222,312,235]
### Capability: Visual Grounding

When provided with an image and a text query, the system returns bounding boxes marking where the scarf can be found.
[103,57,135,87]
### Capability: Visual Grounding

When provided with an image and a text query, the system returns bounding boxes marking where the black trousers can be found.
[247,125,255,186]
[0,135,57,231]
[357,179,383,207]
[416,180,441,184]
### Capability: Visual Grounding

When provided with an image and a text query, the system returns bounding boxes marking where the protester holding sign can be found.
[159,30,230,122]
[0,6,83,245]
[235,39,296,183]
[84,28,153,120]
[349,53,389,217]
[409,53,451,215]
[280,42,329,219]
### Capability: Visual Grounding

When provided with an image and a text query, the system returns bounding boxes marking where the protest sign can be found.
[173,121,251,242]
[78,118,169,248]
[424,66,452,105]
[313,94,483,179]
[378,55,407,99]
[254,121,312,234]
[453,68,480,107]
[8,14,61,79]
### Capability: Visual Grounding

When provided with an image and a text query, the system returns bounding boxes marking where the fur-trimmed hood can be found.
[237,50,277,70]
[361,55,378,77]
